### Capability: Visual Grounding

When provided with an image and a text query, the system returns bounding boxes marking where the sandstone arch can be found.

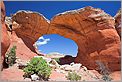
[11,6,120,71]
[12,11,49,53]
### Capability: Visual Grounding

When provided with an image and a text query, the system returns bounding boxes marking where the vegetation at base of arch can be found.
[66,71,81,81]
[5,45,17,67]
[95,60,113,82]
[23,57,52,81]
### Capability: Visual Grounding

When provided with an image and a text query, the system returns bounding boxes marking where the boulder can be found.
[60,63,81,71]
[31,74,39,81]
[64,65,73,71]
[71,63,82,71]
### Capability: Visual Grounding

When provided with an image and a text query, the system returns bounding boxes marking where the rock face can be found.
[5,13,38,61]
[0,2,10,69]
[10,7,121,71]
[7,31,38,61]
[115,9,121,37]
[11,11,49,54]
[12,11,49,46]
[49,7,121,72]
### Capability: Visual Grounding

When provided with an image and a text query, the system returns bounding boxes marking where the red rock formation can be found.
[0,2,39,69]
[11,7,120,71]
[115,9,121,37]
[49,7,121,71]
[0,1,10,69]
[7,31,38,61]
[12,11,49,42]
[12,11,49,54]
[4,11,46,61]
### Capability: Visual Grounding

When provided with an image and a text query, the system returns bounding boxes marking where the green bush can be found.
[66,71,81,81]
[23,57,52,81]
[5,45,17,67]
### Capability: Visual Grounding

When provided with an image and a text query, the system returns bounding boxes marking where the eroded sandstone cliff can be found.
[10,6,121,71]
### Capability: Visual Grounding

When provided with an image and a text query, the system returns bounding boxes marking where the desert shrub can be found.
[102,74,112,82]
[23,57,52,81]
[95,60,112,82]
[5,45,17,67]
[66,71,81,81]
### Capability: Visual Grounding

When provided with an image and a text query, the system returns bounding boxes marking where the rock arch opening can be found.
[34,34,78,65]
[34,34,78,57]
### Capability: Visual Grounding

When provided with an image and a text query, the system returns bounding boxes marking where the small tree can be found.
[5,45,17,67]
[23,57,52,81]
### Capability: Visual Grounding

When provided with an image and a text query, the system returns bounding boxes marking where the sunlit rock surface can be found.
[0,1,10,69]
[115,9,121,37]
[11,7,121,71]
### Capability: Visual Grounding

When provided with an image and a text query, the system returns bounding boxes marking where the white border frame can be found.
[0,0,121,82]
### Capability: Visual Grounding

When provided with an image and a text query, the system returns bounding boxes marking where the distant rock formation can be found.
[46,52,65,58]
[2,2,121,72]
[59,55,75,65]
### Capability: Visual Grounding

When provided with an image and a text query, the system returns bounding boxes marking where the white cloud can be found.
[34,36,50,47]
[38,36,44,40]
[38,49,42,52]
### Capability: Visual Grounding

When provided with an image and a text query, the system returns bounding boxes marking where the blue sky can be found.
[5,1,121,57]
